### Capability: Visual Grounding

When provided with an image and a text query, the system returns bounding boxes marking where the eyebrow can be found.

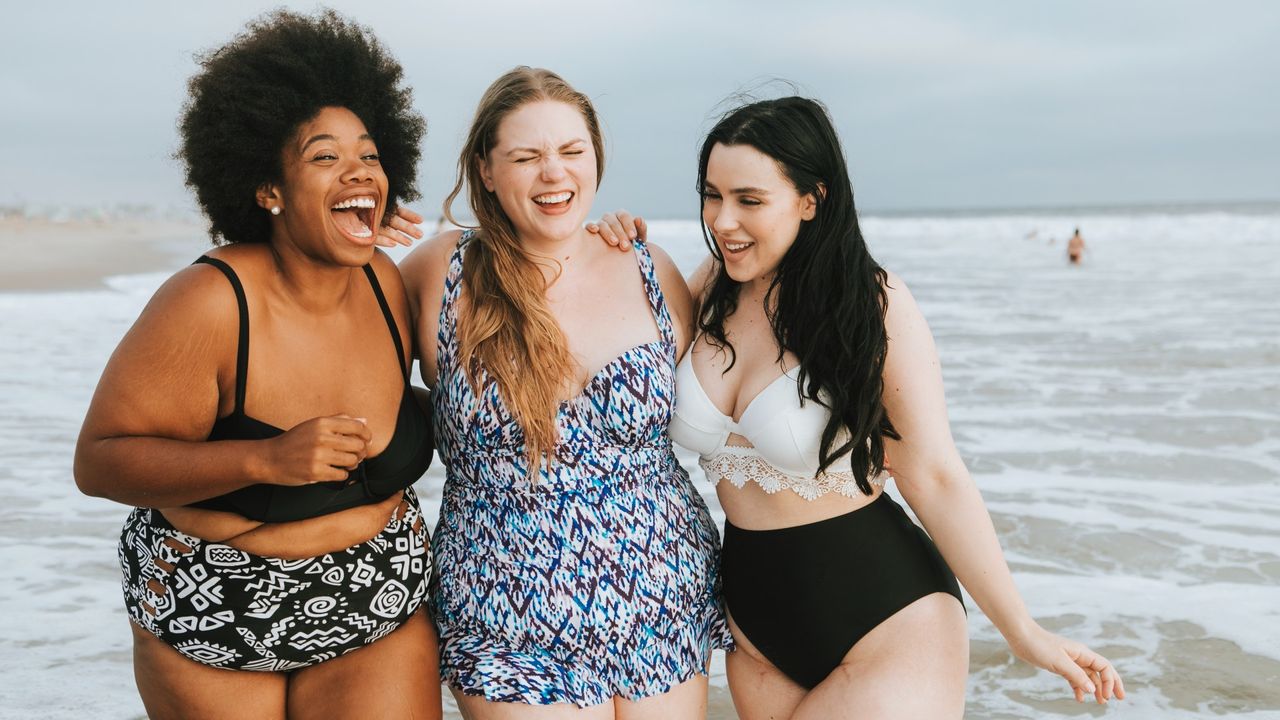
[704,181,771,195]
[505,139,587,157]
[300,133,373,151]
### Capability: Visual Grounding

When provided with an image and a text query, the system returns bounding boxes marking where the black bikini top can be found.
[186,256,432,523]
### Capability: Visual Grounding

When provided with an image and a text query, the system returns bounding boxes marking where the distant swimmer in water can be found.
[1068,227,1086,264]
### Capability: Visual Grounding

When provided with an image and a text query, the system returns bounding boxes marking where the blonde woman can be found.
[401,68,730,718]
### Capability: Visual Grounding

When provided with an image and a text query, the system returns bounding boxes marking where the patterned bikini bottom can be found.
[118,488,430,672]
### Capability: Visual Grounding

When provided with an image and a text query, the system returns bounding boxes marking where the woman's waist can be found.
[442,442,680,492]
[703,444,888,531]
[157,489,412,559]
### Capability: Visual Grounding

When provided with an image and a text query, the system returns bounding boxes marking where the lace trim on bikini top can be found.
[699,446,884,501]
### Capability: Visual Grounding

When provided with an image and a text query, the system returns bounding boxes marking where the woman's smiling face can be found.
[701,142,816,288]
[479,99,599,247]
[267,106,388,264]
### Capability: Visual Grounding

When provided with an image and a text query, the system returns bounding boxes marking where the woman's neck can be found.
[267,242,359,312]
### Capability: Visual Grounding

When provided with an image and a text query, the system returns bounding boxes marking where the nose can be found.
[341,156,374,184]
[540,155,567,182]
[710,203,737,236]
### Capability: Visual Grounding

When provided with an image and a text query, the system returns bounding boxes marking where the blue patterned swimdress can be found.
[429,231,731,707]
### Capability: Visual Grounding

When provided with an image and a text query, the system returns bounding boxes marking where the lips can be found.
[330,194,378,241]
[532,190,574,214]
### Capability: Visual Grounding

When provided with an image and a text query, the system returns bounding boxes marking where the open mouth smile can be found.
[330,195,378,240]
[532,191,574,213]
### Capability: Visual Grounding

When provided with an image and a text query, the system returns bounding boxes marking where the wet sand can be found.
[0,217,207,291]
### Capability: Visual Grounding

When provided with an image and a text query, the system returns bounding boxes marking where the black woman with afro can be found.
[75,10,441,718]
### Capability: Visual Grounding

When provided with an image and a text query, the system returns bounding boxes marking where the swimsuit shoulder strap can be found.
[631,239,676,347]
[361,264,410,379]
[437,229,474,365]
[193,256,250,414]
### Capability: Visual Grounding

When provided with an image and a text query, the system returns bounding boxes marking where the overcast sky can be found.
[3,1,1278,217]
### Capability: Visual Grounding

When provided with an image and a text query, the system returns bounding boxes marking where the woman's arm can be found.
[879,271,1124,705]
[74,265,372,507]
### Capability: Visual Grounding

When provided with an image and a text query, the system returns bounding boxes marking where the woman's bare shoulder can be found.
[401,229,464,276]
[642,241,693,306]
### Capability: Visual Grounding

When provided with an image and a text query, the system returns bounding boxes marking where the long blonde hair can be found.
[444,67,605,469]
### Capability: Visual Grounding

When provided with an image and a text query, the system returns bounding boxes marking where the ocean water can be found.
[2,207,1278,718]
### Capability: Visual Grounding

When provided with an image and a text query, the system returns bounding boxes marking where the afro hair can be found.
[178,9,425,244]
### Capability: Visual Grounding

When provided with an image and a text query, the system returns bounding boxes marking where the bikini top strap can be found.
[361,264,410,379]
[631,239,676,347]
[437,229,474,362]
[193,256,249,413]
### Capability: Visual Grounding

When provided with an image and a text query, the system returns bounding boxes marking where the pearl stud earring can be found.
[270,206,281,216]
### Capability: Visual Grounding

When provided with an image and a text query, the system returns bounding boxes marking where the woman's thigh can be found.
[286,609,441,720]
[131,622,287,720]
[452,690,613,720]
[792,592,968,720]
[724,612,807,720]
[614,673,708,720]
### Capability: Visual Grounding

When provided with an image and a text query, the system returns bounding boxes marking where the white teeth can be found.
[725,242,752,251]
[351,226,373,238]
[331,196,376,210]
[533,192,572,205]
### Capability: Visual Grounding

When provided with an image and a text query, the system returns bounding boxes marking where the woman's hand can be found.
[264,415,373,486]
[376,206,425,248]
[586,209,646,251]
[1008,623,1125,705]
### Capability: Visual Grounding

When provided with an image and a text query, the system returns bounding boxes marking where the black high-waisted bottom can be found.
[721,493,963,689]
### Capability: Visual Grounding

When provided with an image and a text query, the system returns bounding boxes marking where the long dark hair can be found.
[696,96,898,495]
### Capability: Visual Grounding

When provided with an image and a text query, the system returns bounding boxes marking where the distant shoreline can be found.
[0,217,207,292]
[861,198,1280,219]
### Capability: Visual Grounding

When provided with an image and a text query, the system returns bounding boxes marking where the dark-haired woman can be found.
[74,11,439,718]
[594,97,1124,718]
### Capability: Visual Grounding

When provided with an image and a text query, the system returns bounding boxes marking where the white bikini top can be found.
[669,351,884,500]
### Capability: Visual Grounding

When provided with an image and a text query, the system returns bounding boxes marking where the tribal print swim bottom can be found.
[119,488,430,672]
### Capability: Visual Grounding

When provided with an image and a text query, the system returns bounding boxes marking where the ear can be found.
[476,153,495,192]
[800,182,826,221]
[256,183,282,212]
[800,192,818,221]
